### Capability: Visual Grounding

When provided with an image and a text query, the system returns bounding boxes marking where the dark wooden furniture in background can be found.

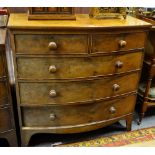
[8,13,151,146]
[7,7,90,14]
[137,17,155,124]
[28,7,76,20]
[0,29,18,146]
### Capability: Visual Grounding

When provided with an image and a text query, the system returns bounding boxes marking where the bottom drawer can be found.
[0,107,13,132]
[22,94,136,127]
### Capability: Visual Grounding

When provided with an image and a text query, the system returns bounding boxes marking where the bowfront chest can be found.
[0,29,18,146]
[8,14,151,146]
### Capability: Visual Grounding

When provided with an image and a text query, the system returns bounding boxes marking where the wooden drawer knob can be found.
[115,61,123,68]
[48,42,57,50]
[49,65,57,73]
[49,113,56,121]
[113,84,120,91]
[109,106,116,114]
[49,90,57,97]
[119,40,127,47]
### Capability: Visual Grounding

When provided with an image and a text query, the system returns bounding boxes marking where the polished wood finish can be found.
[21,94,136,127]
[15,34,88,54]
[92,32,146,53]
[8,13,151,146]
[8,14,151,29]
[137,17,155,124]
[0,29,18,146]
[19,73,139,105]
[16,52,142,79]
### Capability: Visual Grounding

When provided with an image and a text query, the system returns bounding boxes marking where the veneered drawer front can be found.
[21,94,136,127]
[0,107,13,132]
[17,52,143,79]
[15,34,88,54]
[0,52,5,77]
[0,82,8,106]
[92,32,146,53]
[19,72,139,105]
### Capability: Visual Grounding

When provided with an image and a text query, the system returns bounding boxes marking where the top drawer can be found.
[15,34,88,54]
[92,32,146,53]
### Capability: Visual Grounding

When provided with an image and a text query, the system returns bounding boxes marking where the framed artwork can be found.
[28,7,76,20]
[89,7,127,19]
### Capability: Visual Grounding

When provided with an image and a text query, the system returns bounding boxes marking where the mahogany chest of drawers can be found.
[8,14,151,146]
[0,29,18,146]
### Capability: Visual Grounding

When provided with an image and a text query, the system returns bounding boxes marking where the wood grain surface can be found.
[8,13,151,146]
[8,14,151,29]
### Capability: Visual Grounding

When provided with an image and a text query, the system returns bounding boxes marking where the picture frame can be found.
[89,7,127,19]
[28,7,76,20]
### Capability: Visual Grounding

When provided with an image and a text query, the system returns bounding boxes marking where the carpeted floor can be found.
[59,127,155,147]
[123,140,155,147]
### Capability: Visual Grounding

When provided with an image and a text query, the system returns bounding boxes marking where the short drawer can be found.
[17,52,143,79]
[0,107,13,132]
[19,72,139,105]
[92,32,146,53]
[21,94,136,127]
[0,81,8,106]
[15,34,88,54]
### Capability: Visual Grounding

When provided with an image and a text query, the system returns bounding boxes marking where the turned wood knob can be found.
[115,61,123,68]
[49,90,57,97]
[48,42,57,50]
[49,113,56,121]
[113,84,120,91]
[119,40,127,47]
[109,106,116,114]
[49,65,57,73]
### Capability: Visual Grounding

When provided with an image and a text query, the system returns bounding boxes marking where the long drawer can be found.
[21,94,136,127]
[92,32,146,53]
[0,107,13,132]
[17,52,143,79]
[0,81,8,106]
[19,72,139,105]
[15,34,88,54]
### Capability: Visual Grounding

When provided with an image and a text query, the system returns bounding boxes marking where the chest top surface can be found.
[8,13,151,30]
